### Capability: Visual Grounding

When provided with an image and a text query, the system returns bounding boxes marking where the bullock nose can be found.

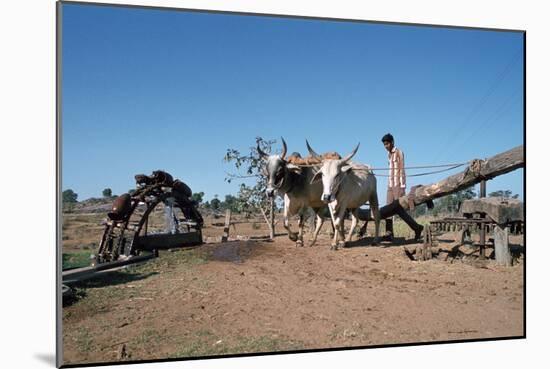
[266,188,275,198]
[322,194,331,203]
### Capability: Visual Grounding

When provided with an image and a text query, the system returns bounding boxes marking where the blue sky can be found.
[61,3,524,202]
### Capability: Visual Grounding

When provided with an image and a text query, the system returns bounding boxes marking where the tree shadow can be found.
[437,238,456,244]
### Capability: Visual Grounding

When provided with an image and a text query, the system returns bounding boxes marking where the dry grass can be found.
[170,331,304,358]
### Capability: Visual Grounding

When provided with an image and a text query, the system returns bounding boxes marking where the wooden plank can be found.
[62,253,155,283]
[134,232,202,250]
[494,225,512,266]
[221,209,232,243]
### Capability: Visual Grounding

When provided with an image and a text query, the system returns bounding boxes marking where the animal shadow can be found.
[344,236,418,249]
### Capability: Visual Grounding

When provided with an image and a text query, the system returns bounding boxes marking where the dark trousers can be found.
[382,200,423,236]
[357,199,423,239]
[386,187,405,236]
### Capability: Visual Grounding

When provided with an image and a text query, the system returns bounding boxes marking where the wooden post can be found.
[479,180,486,259]
[221,209,231,243]
[269,197,275,240]
[494,225,512,266]
[426,227,433,260]
[455,229,464,244]
[418,231,427,261]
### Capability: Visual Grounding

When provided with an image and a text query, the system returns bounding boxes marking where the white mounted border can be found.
[1,1,548,369]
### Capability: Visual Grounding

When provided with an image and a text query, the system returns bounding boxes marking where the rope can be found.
[292,161,467,178]
[239,161,470,181]
[371,163,466,177]
[295,161,467,171]
[366,162,467,171]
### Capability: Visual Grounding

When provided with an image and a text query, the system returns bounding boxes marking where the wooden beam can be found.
[494,225,512,266]
[397,145,524,210]
[221,209,231,243]
[62,253,156,284]
[134,232,202,250]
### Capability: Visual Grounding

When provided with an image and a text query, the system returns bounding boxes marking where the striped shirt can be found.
[388,147,406,189]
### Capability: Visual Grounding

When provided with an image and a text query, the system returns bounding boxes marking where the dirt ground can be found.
[62,214,524,366]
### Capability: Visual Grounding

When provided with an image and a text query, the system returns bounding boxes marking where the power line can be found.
[462,87,522,145]
[434,48,522,162]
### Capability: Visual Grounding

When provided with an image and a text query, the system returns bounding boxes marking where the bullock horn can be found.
[280,137,288,160]
[342,142,360,163]
[306,140,321,159]
[257,142,268,159]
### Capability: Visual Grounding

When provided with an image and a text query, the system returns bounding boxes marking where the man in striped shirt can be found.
[382,133,423,241]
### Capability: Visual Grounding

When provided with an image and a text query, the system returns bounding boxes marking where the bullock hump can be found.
[286,151,342,165]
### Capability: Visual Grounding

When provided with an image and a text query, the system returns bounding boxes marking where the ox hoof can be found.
[339,241,347,248]
[296,240,304,247]
[330,244,339,251]
[308,240,317,247]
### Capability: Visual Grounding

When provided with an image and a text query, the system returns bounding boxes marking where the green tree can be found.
[412,203,427,218]
[224,137,279,238]
[432,187,476,216]
[210,196,221,210]
[62,189,78,203]
[191,191,205,204]
[102,188,113,197]
[222,194,240,212]
[489,189,519,199]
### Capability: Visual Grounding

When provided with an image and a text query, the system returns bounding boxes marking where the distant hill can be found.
[63,196,219,216]
[63,197,113,214]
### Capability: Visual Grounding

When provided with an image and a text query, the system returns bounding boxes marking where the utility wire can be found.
[434,48,522,162]
[463,87,522,144]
